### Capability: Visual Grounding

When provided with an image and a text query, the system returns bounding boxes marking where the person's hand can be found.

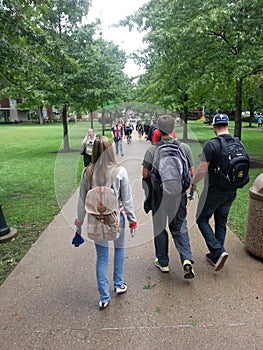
[189,183,196,193]
[74,219,83,228]
[129,222,137,237]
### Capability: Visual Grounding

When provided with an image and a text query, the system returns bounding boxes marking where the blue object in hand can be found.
[187,191,195,200]
[72,232,84,247]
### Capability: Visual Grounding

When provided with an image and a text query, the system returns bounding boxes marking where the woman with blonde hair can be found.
[80,128,96,167]
[74,136,137,310]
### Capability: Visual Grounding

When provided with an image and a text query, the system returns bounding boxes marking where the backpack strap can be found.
[212,136,226,169]
[106,166,121,187]
[98,187,105,223]
[213,135,235,172]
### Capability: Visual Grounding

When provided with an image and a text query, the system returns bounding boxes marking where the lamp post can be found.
[0,204,17,243]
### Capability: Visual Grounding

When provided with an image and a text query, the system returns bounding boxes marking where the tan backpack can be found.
[85,167,120,241]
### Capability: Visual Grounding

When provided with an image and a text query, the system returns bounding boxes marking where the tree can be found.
[0,1,60,99]
[0,0,130,150]
[123,0,263,139]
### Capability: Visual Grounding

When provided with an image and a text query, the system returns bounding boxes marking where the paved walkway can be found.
[0,131,262,350]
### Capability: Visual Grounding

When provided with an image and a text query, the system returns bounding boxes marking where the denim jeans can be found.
[95,213,125,303]
[114,138,123,155]
[196,189,236,262]
[153,193,193,266]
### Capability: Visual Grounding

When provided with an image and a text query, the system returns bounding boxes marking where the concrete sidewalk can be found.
[0,133,262,350]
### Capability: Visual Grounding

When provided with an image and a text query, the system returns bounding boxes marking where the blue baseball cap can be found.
[212,114,229,125]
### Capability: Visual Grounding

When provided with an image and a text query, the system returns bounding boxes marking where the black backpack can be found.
[150,140,191,195]
[213,136,250,190]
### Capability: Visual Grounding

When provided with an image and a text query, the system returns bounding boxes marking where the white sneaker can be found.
[99,300,110,310]
[215,252,228,271]
[183,260,195,279]
[114,283,127,294]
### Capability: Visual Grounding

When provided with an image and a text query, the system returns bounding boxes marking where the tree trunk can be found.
[38,106,44,124]
[102,108,105,135]
[248,95,254,128]
[234,78,242,140]
[182,93,188,140]
[90,111,94,129]
[62,104,70,150]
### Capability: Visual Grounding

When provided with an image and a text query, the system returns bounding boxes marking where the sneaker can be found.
[206,253,216,266]
[215,252,228,271]
[99,300,110,310]
[183,260,195,279]
[154,258,169,273]
[114,283,127,294]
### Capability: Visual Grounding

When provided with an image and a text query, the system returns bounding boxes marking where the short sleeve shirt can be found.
[200,134,233,190]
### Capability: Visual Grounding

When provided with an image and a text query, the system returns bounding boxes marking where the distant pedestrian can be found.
[124,122,134,143]
[144,119,150,138]
[142,114,195,279]
[74,136,137,310]
[136,120,144,140]
[147,119,158,143]
[80,128,96,167]
[176,116,181,126]
[152,127,176,143]
[257,114,262,128]
[111,120,124,156]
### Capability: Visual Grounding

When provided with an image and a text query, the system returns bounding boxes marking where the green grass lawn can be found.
[0,121,111,284]
[0,120,262,285]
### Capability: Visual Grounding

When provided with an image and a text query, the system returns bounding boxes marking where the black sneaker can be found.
[215,252,228,271]
[206,253,216,266]
[114,283,127,294]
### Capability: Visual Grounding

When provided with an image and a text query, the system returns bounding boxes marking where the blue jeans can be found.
[196,189,236,262]
[114,138,123,155]
[153,194,193,266]
[95,213,125,303]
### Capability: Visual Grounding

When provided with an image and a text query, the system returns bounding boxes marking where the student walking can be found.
[190,114,250,271]
[80,128,96,167]
[142,114,195,279]
[74,136,137,310]
[111,120,124,156]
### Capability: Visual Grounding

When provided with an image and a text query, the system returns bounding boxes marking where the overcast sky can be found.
[86,0,148,77]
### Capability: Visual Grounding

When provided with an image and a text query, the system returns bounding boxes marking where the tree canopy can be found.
[123,0,263,138]
[1,0,262,141]
[0,0,133,148]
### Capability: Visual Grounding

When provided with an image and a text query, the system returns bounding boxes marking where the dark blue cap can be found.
[212,114,229,125]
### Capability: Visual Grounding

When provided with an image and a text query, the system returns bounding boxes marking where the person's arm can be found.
[117,168,137,236]
[82,135,88,146]
[142,166,150,178]
[190,161,209,192]
[189,165,195,177]
[74,170,90,227]
[179,142,195,177]
[111,127,115,139]
[190,139,216,192]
